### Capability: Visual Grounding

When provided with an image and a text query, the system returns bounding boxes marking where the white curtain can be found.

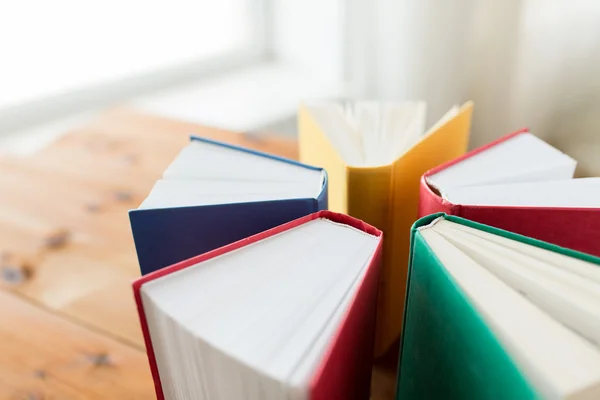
[345,0,600,175]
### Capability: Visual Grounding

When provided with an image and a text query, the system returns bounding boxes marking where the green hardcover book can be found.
[397,213,600,400]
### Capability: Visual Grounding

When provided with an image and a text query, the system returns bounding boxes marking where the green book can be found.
[397,213,600,400]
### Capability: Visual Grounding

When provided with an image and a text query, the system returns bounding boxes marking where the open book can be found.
[129,136,327,275]
[299,100,473,354]
[398,213,600,399]
[420,129,600,256]
[134,211,382,400]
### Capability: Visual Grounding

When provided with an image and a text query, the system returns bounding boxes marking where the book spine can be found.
[418,176,457,217]
[346,165,394,357]
[346,166,394,236]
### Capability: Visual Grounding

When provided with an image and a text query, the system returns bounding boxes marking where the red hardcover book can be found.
[419,129,600,256]
[133,210,383,400]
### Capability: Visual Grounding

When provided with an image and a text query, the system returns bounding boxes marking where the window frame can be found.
[0,0,349,138]
[0,0,271,135]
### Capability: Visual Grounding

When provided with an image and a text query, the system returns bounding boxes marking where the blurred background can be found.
[1,0,599,171]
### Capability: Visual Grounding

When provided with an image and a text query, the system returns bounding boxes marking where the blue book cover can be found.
[130,136,328,275]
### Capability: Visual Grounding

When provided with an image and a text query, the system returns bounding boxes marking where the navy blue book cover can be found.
[129,136,328,275]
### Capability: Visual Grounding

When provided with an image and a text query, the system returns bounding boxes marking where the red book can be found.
[133,210,383,400]
[419,129,600,256]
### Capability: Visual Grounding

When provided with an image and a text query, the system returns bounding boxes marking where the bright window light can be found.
[0,0,259,109]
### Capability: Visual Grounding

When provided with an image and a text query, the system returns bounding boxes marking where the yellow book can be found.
[298,101,473,355]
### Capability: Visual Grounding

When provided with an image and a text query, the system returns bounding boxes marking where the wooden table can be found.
[0,108,395,399]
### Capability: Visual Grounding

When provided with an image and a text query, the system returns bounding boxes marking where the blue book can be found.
[130,136,328,275]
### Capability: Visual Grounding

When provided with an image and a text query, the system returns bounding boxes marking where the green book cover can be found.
[396,213,600,400]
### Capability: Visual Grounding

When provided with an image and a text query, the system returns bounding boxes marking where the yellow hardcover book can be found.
[298,101,473,355]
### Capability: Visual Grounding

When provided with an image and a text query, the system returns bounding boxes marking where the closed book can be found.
[299,100,473,354]
[133,211,383,400]
[129,136,327,275]
[398,213,600,399]
[419,129,600,256]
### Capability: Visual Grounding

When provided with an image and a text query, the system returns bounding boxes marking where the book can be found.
[398,213,600,399]
[298,100,473,354]
[129,136,327,275]
[133,211,383,400]
[420,129,600,256]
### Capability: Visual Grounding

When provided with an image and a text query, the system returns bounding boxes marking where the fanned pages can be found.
[398,214,600,399]
[420,129,600,257]
[133,211,383,400]
[299,100,473,354]
[129,136,327,276]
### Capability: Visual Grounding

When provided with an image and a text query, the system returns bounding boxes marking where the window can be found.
[0,0,264,110]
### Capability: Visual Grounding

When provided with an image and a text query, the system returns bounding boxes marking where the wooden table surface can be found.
[0,108,395,399]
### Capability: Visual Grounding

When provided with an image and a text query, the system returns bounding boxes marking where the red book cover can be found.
[419,129,600,257]
[133,210,383,400]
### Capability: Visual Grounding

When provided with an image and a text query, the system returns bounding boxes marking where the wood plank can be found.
[39,108,297,160]
[0,290,153,399]
[3,244,144,346]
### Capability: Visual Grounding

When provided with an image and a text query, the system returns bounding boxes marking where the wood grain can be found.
[0,107,395,399]
[0,109,297,346]
[0,290,154,399]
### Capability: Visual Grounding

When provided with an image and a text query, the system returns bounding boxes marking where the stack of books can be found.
[129,101,600,400]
